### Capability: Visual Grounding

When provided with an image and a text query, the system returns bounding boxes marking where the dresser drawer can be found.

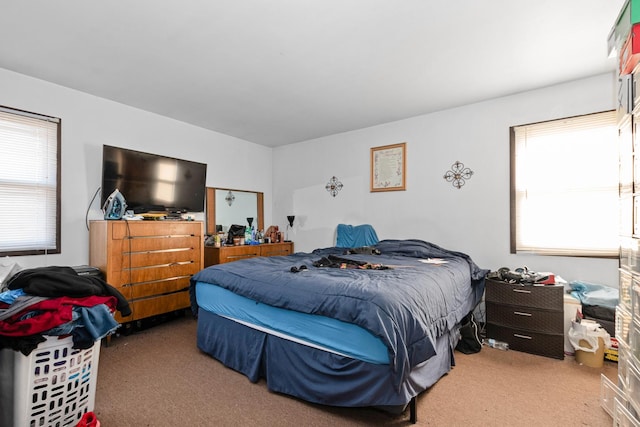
[486,302,563,334]
[112,262,197,285]
[204,242,294,266]
[220,245,261,263]
[485,279,563,311]
[121,247,200,270]
[260,242,293,257]
[111,221,201,239]
[128,276,191,300]
[486,323,564,359]
[118,290,191,323]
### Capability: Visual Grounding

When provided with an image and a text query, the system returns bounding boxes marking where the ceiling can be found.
[0,1,626,147]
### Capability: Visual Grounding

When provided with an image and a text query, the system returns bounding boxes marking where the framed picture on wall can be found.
[370,142,406,192]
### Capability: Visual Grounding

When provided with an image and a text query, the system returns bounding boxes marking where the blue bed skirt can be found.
[196,307,457,411]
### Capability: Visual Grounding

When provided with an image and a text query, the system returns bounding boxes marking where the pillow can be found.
[336,224,379,248]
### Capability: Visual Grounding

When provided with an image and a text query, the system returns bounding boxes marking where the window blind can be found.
[0,108,60,254]
[511,110,618,257]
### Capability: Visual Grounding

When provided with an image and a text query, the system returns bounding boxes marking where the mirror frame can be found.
[206,187,264,236]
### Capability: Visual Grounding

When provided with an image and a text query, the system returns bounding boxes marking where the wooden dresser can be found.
[204,242,293,266]
[89,220,204,323]
[485,278,564,359]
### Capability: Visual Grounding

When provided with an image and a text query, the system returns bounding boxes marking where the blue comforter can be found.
[191,239,488,390]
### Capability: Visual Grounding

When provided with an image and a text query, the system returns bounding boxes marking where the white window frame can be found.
[510,110,618,258]
[0,106,61,256]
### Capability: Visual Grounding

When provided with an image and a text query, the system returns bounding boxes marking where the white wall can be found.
[0,67,272,269]
[1,66,620,287]
[273,73,619,287]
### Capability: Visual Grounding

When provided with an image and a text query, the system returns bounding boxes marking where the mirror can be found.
[206,187,264,236]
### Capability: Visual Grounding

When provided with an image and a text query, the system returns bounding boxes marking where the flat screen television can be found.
[101,145,207,214]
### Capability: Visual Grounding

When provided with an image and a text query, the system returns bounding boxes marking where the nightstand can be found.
[485,278,565,359]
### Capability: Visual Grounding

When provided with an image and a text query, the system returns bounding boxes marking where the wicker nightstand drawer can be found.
[486,302,563,334]
[485,279,563,311]
[486,323,564,359]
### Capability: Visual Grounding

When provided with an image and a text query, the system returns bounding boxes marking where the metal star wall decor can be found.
[325,176,343,197]
[443,161,474,189]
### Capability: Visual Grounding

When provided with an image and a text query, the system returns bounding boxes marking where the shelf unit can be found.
[605,2,640,418]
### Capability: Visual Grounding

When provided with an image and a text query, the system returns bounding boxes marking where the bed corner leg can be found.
[409,396,417,424]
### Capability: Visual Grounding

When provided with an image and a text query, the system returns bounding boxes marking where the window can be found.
[0,106,61,256]
[510,110,618,257]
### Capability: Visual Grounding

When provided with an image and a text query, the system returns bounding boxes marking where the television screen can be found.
[101,145,207,213]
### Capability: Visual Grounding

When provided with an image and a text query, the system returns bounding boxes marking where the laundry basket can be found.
[0,335,101,427]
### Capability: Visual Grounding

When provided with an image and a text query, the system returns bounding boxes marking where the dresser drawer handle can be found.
[513,333,532,340]
[512,289,531,294]
[228,254,258,259]
[513,311,532,317]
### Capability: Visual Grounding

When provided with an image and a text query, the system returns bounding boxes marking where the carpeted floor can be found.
[94,315,616,426]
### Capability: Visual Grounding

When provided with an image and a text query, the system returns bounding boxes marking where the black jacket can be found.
[7,266,131,317]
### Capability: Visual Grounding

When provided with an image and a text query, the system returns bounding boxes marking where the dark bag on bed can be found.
[455,312,482,354]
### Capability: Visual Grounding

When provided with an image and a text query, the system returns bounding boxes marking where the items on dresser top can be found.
[487,266,557,285]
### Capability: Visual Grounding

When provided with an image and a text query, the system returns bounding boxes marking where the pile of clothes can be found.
[0,266,130,355]
[311,254,390,270]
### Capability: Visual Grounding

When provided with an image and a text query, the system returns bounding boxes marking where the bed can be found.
[190,237,487,422]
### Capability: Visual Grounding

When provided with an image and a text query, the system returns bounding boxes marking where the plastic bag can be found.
[569,280,619,309]
[568,320,611,353]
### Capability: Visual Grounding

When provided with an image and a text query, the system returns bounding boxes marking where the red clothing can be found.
[0,295,116,337]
